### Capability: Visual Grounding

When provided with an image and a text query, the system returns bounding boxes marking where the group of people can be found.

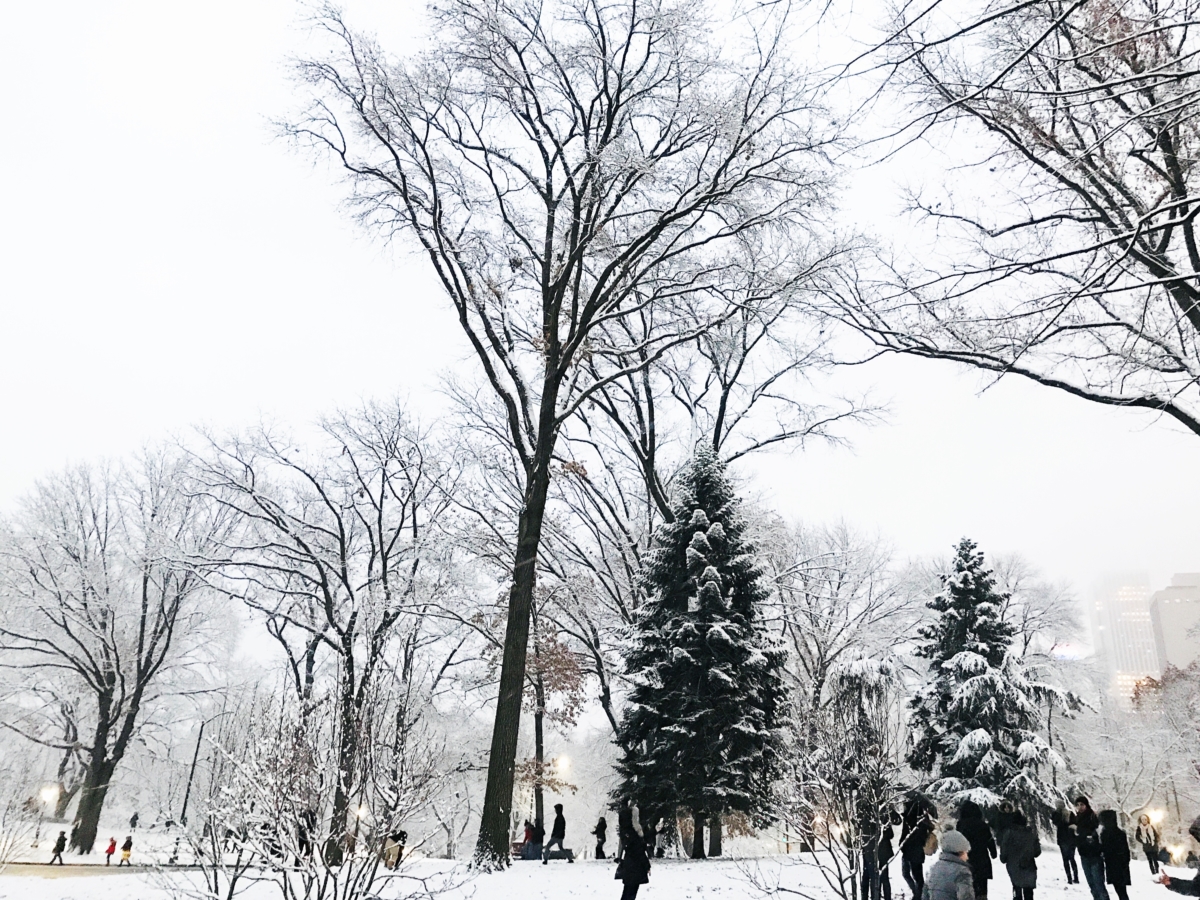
[920,795,1200,900]
[48,831,133,866]
[515,802,652,899]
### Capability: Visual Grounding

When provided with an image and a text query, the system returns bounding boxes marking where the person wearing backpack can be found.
[999,812,1041,900]
[1073,797,1108,900]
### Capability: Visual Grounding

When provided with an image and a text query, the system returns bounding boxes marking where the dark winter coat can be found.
[956,803,997,883]
[1054,809,1077,848]
[1099,814,1130,887]
[999,825,1041,889]
[903,818,935,862]
[1075,808,1102,858]
[551,812,566,841]
[121,837,133,853]
[923,852,976,900]
[52,834,66,854]
[1166,873,1200,897]
[1134,823,1160,848]
[879,823,897,865]
[618,829,651,885]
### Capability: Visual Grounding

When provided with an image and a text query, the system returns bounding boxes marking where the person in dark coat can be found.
[996,802,1017,846]
[1155,818,1200,896]
[1054,801,1079,884]
[1099,810,1131,900]
[617,822,651,900]
[956,801,997,900]
[119,835,133,866]
[543,803,566,863]
[593,817,608,860]
[50,830,66,865]
[862,818,883,900]
[1136,815,1161,875]
[902,808,936,900]
[999,811,1041,900]
[878,812,899,900]
[1073,797,1108,900]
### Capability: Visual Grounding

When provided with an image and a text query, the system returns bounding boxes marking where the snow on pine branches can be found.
[616,445,787,857]
[907,538,1078,814]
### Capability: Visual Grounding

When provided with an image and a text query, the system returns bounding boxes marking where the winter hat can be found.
[940,830,971,855]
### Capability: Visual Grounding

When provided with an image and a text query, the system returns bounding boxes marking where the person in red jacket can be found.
[104,837,117,866]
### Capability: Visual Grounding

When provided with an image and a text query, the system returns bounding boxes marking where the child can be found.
[924,830,975,900]
[105,837,117,866]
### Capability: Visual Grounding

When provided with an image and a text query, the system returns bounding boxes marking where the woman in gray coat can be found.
[925,831,976,900]
[999,812,1041,900]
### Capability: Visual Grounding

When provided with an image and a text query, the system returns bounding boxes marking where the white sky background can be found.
[2,0,1198,608]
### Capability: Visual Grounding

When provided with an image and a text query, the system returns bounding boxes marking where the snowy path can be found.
[0,852,1189,900]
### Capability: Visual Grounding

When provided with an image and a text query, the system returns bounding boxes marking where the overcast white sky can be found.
[2,0,1198,607]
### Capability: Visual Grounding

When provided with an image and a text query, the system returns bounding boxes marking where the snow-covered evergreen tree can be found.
[908,538,1073,813]
[616,445,787,857]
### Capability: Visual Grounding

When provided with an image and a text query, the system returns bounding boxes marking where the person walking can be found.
[119,836,133,867]
[544,803,567,863]
[1073,797,1108,900]
[593,816,608,860]
[879,812,899,900]
[616,821,651,900]
[1099,811,1131,900]
[863,819,883,900]
[105,837,117,866]
[49,830,66,865]
[956,801,997,900]
[1136,815,1161,875]
[923,830,975,900]
[902,806,936,900]
[1054,801,1079,884]
[999,811,1040,900]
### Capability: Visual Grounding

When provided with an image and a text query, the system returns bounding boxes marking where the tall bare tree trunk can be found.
[708,814,722,857]
[534,674,546,831]
[690,812,707,859]
[474,450,554,866]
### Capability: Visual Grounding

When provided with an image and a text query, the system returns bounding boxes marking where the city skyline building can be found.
[1092,576,1160,703]
[1150,573,1200,672]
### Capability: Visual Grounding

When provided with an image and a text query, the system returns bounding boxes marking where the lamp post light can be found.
[33,785,59,848]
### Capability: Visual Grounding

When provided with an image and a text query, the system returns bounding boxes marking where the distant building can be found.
[1150,574,1200,671]
[1092,577,1160,703]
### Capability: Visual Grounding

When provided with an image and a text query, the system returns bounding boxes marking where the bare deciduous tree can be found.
[191,402,460,861]
[830,0,1200,436]
[0,452,227,852]
[287,0,841,864]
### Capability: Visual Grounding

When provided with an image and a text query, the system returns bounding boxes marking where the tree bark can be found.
[73,761,115,854]
[690,811,707,859]
[708,814,722,857]
[326,653,362,865]
[534,674,546,831]
[474,451,555,867]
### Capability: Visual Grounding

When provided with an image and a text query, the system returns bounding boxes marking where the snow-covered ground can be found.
[1,848,1192,900]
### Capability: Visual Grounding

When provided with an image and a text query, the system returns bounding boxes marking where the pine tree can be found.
[616,445,787,857]
[907,538,1068,813]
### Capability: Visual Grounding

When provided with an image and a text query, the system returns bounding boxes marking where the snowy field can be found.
[1,850,1191,900]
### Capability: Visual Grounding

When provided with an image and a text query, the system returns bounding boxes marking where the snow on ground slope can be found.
[0,852,1190,900]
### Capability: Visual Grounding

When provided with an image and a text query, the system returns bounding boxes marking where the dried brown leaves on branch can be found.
[286,0,848,865]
